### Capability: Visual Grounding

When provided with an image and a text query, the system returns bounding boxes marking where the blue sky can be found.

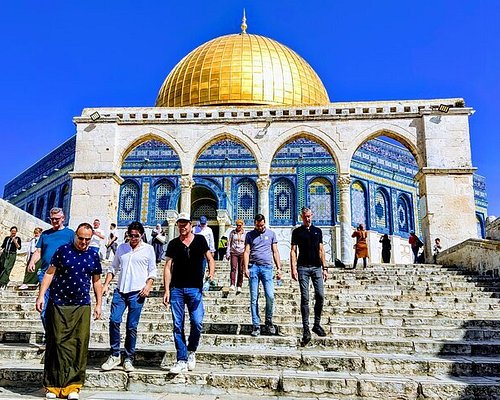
[1,1,498,216]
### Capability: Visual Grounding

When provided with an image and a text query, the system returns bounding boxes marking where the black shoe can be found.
[265,323,276,335]
[250,326,260,337]
[312,325,327,337]
[301,330,311,346]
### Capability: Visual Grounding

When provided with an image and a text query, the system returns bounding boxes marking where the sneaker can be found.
[301,329,312,346]
[312,325,327,337]
[236,286,242,294]
[266,323,276,335]
[68,392,80,400]
[170,360,188,374]
[101,354,121,371]
[123,358,135,372]
[45,393,57,399]
[18,284,29,290]
[250,326,260,337]
[229,285,236,291]
[187,351,196,371]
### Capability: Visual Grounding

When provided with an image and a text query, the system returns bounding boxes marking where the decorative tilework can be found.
[153,180,174,224]
[308,178,333,225]
[351,181,367,228]
[118,180,139,223]
[236,179,257,223]
[396,194,412,234]
[374,189,390,230]
[271,178,295,225]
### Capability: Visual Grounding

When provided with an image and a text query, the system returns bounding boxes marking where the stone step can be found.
[3,343,500,378]
[2,361,500,399]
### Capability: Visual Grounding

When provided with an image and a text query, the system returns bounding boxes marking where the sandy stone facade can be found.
[69,99,478,263]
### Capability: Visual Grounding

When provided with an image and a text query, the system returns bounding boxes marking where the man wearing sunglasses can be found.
[163,213,215,374]
[29,207,75,328]
[101,221,157,373]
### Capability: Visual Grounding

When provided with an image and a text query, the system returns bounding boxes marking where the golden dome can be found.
[155,32,330,107]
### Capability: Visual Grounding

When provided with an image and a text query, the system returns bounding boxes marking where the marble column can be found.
[166,210,179,243]
[179,175,194,215]
[257,175,271,223]
[337,174,353,264]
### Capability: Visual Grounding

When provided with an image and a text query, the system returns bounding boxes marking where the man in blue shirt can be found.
[243,214,281,337]
[28,207,75,328]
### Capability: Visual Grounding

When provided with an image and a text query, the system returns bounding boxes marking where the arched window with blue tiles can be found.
[476,214,485,238]
[154,179,174,224]
[397,194,412,234]
[236,179,257,224]
[351,181,367,228]
[308,177,333,225]
[35,197,45,220]
[374,188,391,232]
[58,184,70,217]
[271,178,295,225]
[119,180,140,224]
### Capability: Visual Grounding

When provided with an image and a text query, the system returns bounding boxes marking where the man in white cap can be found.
[163,213,215,374]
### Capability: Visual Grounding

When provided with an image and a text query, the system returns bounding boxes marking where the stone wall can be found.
[0,199,51,282]
[437,238,500,276]
[486,217,500,240]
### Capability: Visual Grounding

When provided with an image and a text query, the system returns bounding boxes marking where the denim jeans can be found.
[248,264,274,327]
[37,270,50,331]
[298,266,324,331]
[109,289,145,361]
[170,287,204,361]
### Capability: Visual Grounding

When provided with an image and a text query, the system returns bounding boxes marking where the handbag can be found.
[156,234,167,244]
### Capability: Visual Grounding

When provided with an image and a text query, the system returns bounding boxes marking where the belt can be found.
[298,265,321,268]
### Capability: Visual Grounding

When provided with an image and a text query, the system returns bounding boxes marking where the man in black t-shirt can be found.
[290,207,328,346]
[163,212,215,374]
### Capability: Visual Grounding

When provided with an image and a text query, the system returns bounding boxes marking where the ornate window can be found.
[192,204,217,220]
[119,180,139,223]
[46,190,57,220]
[351,181,367,228]
[374,188,390,231]
[35,197,45,220]
[271,178,295,225]
[27,202,34,215]
[154,180,174,223]
[236,179,257,223]
[308,177,333,224]
[58,184,70,218]
[397,194,412,233]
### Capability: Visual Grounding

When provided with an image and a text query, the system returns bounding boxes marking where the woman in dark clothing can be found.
[379,234,391,263]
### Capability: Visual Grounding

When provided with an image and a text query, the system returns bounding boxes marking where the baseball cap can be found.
[176,212,191,223]
[199,216,207,224]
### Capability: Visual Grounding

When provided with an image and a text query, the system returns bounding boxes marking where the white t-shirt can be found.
[89,228,104,249]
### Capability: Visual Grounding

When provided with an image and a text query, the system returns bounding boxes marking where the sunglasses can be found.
[77,236,92,242]
[129,233,141,238]
[50,217,62,221]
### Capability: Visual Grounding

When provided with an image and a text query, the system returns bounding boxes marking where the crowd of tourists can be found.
[0,205,444,399]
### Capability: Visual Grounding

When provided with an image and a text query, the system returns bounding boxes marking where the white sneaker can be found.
[236,286,242,294]
[123,358,135,372]
[229,285,236,291]
[169,360,188,374]
[45,393,57,399]
[101,354,121,371]
[68,392,80,400]
[18,284,29,290]
[187,351,196,371]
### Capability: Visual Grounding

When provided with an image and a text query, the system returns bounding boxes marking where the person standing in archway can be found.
[352,224,369,269]
[379,234,391,263]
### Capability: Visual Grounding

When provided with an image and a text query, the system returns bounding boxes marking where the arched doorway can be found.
[191,185,219,247]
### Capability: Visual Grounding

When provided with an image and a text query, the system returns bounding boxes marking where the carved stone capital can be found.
[180,176,194,190]
[166,210,179,225]
[256,176,271,190]
[337,174,352,189]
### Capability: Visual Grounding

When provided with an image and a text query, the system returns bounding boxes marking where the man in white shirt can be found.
[89,219,105,256]
[193,216,215,255]
[101,221,157,373]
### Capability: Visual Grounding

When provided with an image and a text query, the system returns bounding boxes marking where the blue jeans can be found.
[248,264,274,327]
[170,287,204,361]
[109,289,145,361]
[298,266,324,330]
[37,269,50,331]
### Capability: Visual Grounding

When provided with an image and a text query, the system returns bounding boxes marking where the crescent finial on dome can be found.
[241,9,247,34]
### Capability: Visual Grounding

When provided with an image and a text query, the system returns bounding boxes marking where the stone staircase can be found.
[1,262,500,399]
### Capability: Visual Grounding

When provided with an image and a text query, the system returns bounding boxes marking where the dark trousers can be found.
[230,253,244,288]
[298,266,324,331]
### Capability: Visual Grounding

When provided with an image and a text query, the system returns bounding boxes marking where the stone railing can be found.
[437,238,500,277]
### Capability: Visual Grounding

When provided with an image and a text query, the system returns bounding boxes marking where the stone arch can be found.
[347,124,422,171]
[117,132,184,172]
[187,131,261,176]
[269,126,341,174]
